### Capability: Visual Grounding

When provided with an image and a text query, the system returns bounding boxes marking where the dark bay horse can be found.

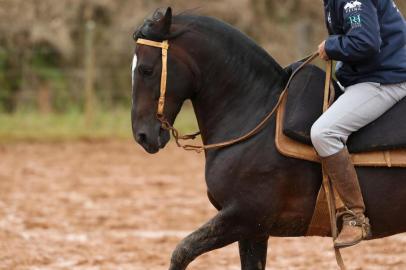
[131,7,406,270]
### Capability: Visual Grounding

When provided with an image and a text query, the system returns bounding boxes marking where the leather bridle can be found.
[135,38,332,154]
[136,38,169,119]
[136,38,201,149]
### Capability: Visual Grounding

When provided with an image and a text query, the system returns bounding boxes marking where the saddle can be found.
[276,63,406,167]
[275,61,406,239]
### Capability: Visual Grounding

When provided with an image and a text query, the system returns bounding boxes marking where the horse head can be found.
[131,7,198,153]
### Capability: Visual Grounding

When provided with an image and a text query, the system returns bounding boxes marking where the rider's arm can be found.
[325,0,381,62]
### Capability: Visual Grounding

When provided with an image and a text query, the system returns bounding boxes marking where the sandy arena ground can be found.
[0,141,405,270]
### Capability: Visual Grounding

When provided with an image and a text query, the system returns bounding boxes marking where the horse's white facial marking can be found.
[131,53,138,106]
[132,53,138,88]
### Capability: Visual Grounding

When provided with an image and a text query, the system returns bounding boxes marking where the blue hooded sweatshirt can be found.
[324,0,406,87]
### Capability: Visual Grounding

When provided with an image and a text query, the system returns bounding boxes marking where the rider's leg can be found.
[311,81,406,248]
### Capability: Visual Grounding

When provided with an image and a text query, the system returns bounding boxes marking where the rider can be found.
[313,0,406,248]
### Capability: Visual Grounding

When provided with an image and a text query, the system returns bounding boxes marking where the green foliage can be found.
[0,104,198,142]
[0,48,7,111]
[0,108,131,141]
[30,46,71,112]
[0,46,18,112]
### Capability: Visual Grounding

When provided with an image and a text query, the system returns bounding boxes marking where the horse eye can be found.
[138,65,153,77]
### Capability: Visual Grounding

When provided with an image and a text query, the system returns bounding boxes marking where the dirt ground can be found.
[0,141,405,270]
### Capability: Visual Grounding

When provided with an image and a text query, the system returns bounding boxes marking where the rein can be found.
[135,38,329,153]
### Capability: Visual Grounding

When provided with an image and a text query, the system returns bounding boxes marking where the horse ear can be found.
[155,7,172,35]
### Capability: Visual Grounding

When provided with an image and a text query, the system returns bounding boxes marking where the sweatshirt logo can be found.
[344,0,362,13]
[349,14,362,28]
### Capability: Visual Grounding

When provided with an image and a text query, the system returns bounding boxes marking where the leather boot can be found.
[320,147,371,248]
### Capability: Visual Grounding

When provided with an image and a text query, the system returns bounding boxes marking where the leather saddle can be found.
[277,62,406,238]
[275,62,406,167]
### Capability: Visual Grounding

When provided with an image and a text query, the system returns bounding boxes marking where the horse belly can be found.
[204,151,321,237]
[358,167,406,238]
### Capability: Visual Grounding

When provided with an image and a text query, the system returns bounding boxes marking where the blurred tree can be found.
[83,3,96,124]
[0,0,404,113]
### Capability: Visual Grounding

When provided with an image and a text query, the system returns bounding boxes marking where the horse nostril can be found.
[136,133,147,144]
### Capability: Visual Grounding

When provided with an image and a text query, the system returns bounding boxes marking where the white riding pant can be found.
[311,81,406,157]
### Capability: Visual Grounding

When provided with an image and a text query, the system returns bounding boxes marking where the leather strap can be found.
[323,60,332,111]
[321,60,346,270]
[136,39,169,117]
[182,53,320,152]
[137,38,169,50]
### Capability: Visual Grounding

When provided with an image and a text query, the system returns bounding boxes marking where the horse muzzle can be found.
[133,125,170,154]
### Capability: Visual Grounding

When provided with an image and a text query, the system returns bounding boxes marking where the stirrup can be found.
[336,208,372,240]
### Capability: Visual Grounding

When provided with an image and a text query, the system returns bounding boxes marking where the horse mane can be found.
[133,8,192,41]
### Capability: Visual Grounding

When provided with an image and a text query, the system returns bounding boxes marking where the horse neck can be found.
[189,36,287,144]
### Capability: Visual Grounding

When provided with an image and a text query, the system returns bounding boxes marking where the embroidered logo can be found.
[344,0,362,13]
[349,14,362,28]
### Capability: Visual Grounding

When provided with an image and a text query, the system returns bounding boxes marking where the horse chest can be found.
[204,159,289,212]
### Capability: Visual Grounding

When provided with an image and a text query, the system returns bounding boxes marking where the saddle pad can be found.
[283,63,406,153]
[276,92,406,167]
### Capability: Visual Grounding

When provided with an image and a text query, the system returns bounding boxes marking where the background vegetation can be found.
[0,0,405,140]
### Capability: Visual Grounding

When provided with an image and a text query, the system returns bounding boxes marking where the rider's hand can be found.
[318,41,330,61]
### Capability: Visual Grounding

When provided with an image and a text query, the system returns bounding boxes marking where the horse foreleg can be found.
[239,237,269,270]
[168,209,245,270]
